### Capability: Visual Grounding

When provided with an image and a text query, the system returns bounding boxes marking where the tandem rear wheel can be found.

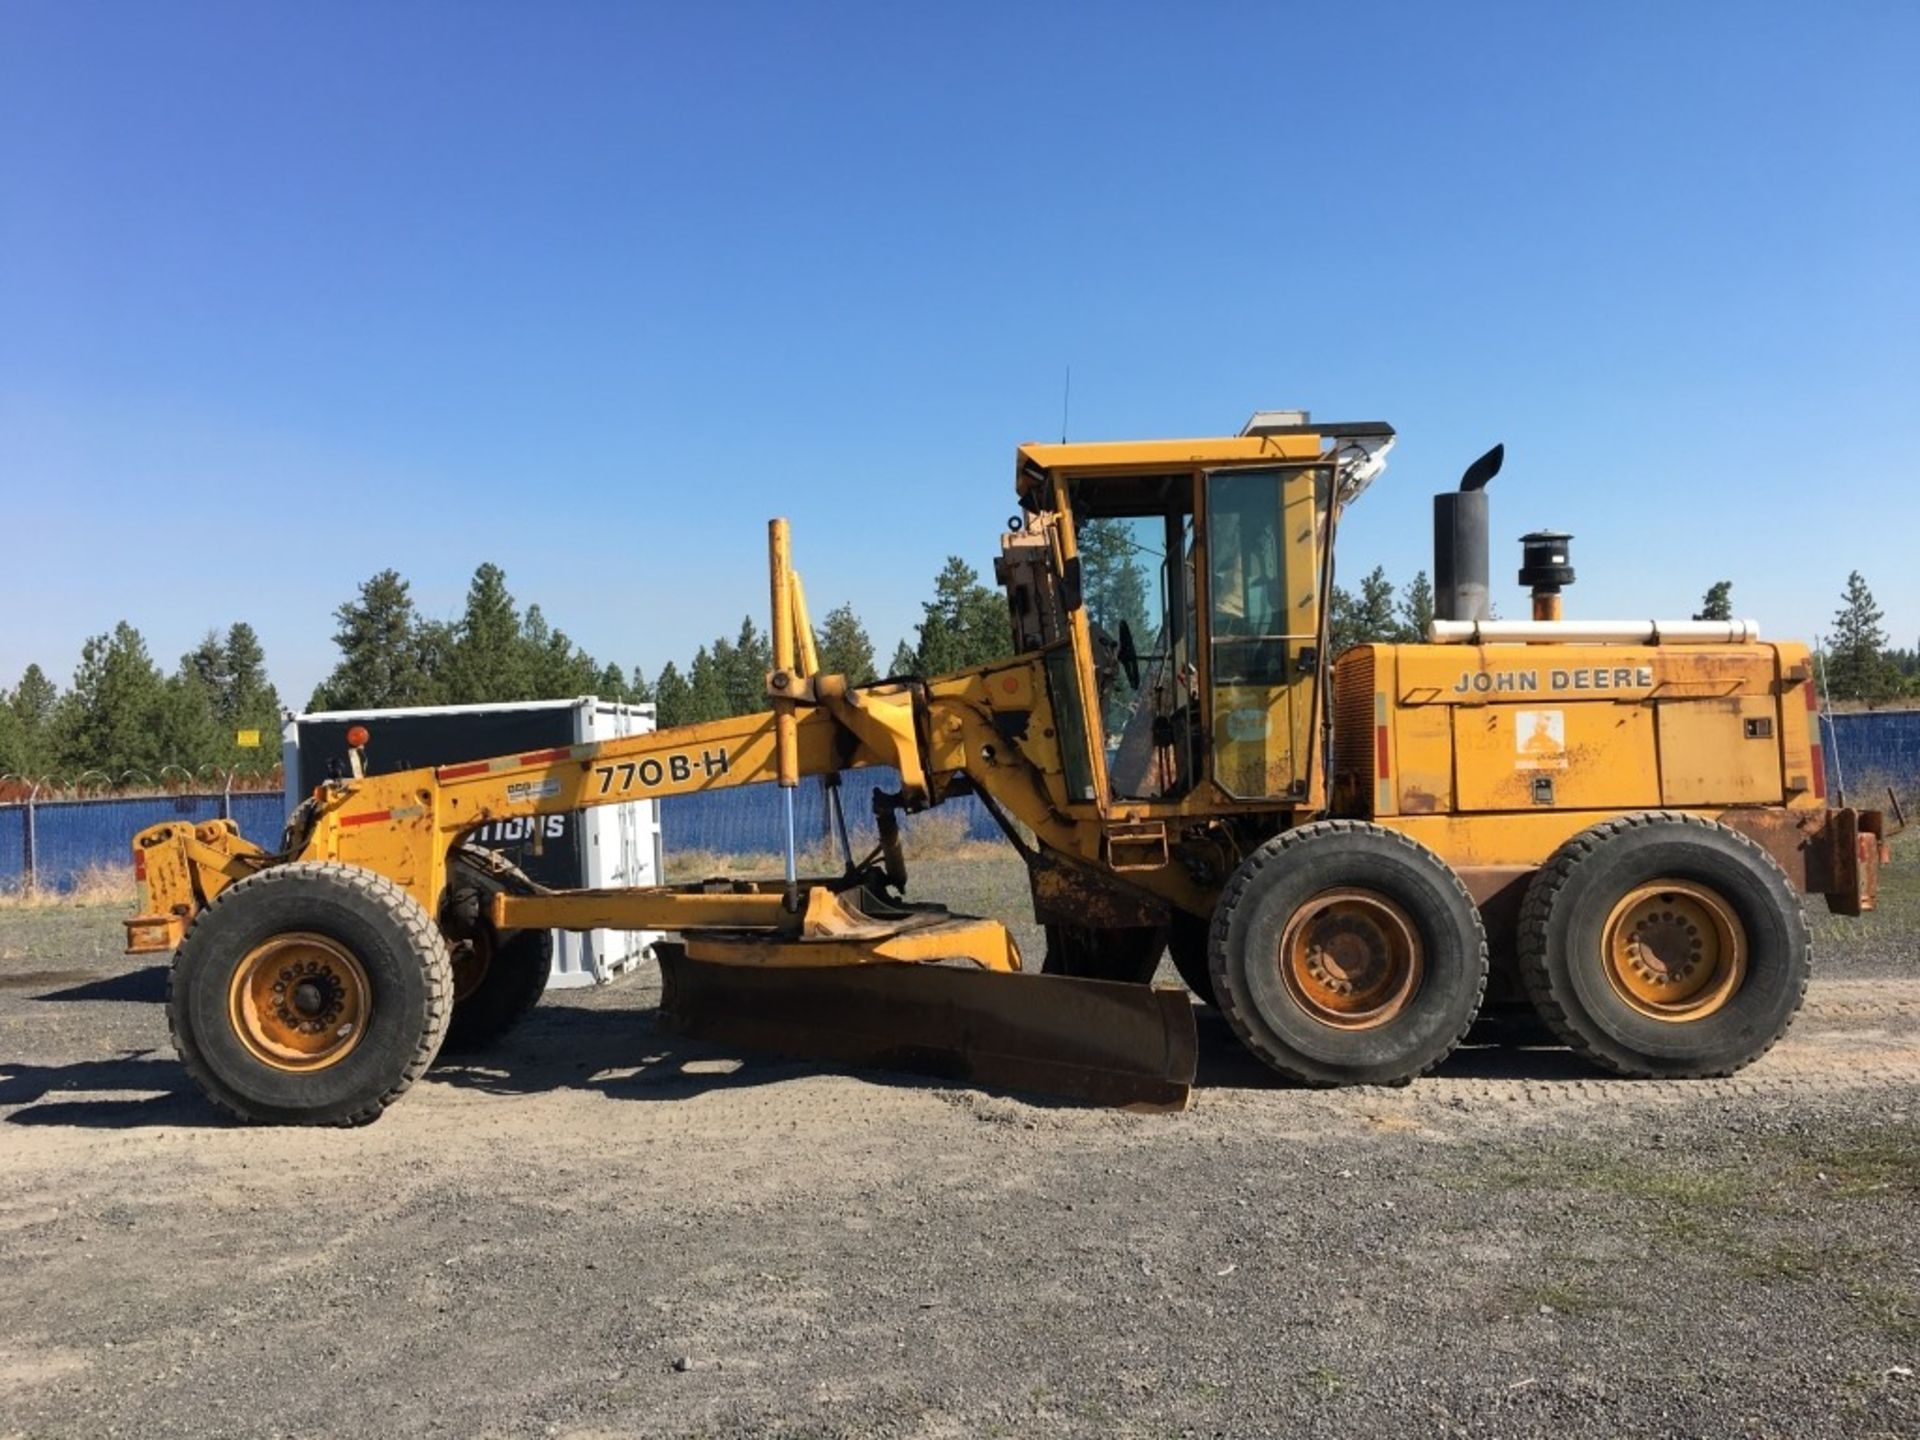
[1516,812,1811,1078]
[167,862,453,1126]
[1209,822,1488,1086]
[440,847,553,1051]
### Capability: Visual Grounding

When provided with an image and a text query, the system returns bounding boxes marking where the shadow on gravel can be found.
[432,1005,1019,1106]
[1191,1008,1588,1089]
[0,1051,207,1128]
[4,995,1598,1130]
[433,997,1595,1106]
[33,965,169,1005]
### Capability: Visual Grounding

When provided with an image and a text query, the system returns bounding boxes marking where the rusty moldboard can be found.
[655,945,1197,1111]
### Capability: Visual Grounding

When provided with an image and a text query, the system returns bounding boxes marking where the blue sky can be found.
[2,1,1915,705]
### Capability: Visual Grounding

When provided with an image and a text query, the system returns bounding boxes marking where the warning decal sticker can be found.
[1514,710,1567,770]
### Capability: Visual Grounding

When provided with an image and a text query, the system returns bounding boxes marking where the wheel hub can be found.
[1602,881,1746,1022]
[1280,888,1424,1030]
[229,934,372,1072]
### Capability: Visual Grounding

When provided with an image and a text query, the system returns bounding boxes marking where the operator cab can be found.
[998,417,1395,816]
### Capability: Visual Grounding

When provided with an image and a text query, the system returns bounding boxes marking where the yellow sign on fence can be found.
[236,729,262,749]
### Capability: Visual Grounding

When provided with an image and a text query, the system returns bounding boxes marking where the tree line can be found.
[0,624,283,785]
[5,550,1912,786]
[308,554,1017,731]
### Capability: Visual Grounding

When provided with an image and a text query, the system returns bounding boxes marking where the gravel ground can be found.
[1,848,1916,1439]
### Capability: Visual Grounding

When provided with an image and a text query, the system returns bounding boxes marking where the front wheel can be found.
[167,863,453,1125]
[1516,813,1810,1077]
[1209,822,1487,1086]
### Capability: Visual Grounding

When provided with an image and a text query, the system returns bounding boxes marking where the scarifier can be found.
[126,415,1887,1123]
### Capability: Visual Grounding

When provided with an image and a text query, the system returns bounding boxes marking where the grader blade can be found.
[655,945,1197,1110]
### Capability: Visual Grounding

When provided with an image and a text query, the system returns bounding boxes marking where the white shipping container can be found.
[284,696,664,988]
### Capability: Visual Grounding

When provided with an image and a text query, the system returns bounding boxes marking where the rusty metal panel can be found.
[1027,848,1170,930]
[1393,700,1454,816]
[1657,696,1784,807]
[1450,701,1660,813]
[1711,804,1886,913]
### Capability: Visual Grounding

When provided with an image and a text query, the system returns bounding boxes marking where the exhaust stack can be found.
[1433,444,1503,623]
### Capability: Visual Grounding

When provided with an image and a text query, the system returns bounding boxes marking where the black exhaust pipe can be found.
[1433,444,1503,624]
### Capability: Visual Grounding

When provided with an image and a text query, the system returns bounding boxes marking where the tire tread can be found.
[166,862,453,1126]
[1514,810,1811,1079]
[1208,819,1489,1086]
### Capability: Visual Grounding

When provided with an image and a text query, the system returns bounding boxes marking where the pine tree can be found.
[176,632,231,771]
[1354,566,1398,640]
[1694,581,1734,623]
[410,620,456,706]
[1825,571,1895,702]
[7,664,59,775]
[1077,520,1154,643]
[182,624,282,767]
[817,604,877,684]
[223,623,282,764]
[182,630,231,703]
[596,662,629,701]
[628,666,653,703]
[0,697,25,777]
[1396,571,1435,643]
[444,563,530,703]
[1330,567,1398,653]
[653,662,691,726]
[153,670,221,776]
[55,623,172,776]
[725,617,770,716]
[914,557,1012,675]
[888,639,918,678]
[1328,584,1360,655]
[520,604,600,700]
[686,645,728,722]
[310,570,431,711]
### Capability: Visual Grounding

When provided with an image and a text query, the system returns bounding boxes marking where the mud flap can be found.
[655,945,1197,1111]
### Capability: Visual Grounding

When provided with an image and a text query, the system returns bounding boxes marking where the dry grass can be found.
[662,810,1009,883]
[1847,767,1917,827]
[0,862,137,909]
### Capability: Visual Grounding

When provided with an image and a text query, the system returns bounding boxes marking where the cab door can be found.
[1204,465,1325,800]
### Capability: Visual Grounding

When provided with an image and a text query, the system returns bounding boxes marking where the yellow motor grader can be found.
[127,415,1884,1122]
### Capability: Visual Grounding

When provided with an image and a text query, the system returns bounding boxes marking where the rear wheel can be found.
[1210,822,1487,1086]
[167,862,452,1125]
[441,849,552,1051]
[1517,813,1810,1077]
[1040,923,1166,984]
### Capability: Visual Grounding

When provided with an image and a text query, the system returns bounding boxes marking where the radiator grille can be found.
[1332,648,1377,816]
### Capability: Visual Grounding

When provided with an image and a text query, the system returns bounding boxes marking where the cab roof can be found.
[1014,421,1394,506]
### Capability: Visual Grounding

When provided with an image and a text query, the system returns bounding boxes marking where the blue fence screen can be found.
[658,770,997,856]
[0,793,287,892]
[0,774,1000,891]
[1821,710,1920,797]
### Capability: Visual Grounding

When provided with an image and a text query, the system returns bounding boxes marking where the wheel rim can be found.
[228,933,371,1071]
[451,932,493,1004]
[1601,880,1746,1022]
[1278,888,1424,1030]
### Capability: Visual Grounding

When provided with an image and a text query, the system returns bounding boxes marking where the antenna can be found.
[1060,365,1071,444]
[1813,632,1847,806]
